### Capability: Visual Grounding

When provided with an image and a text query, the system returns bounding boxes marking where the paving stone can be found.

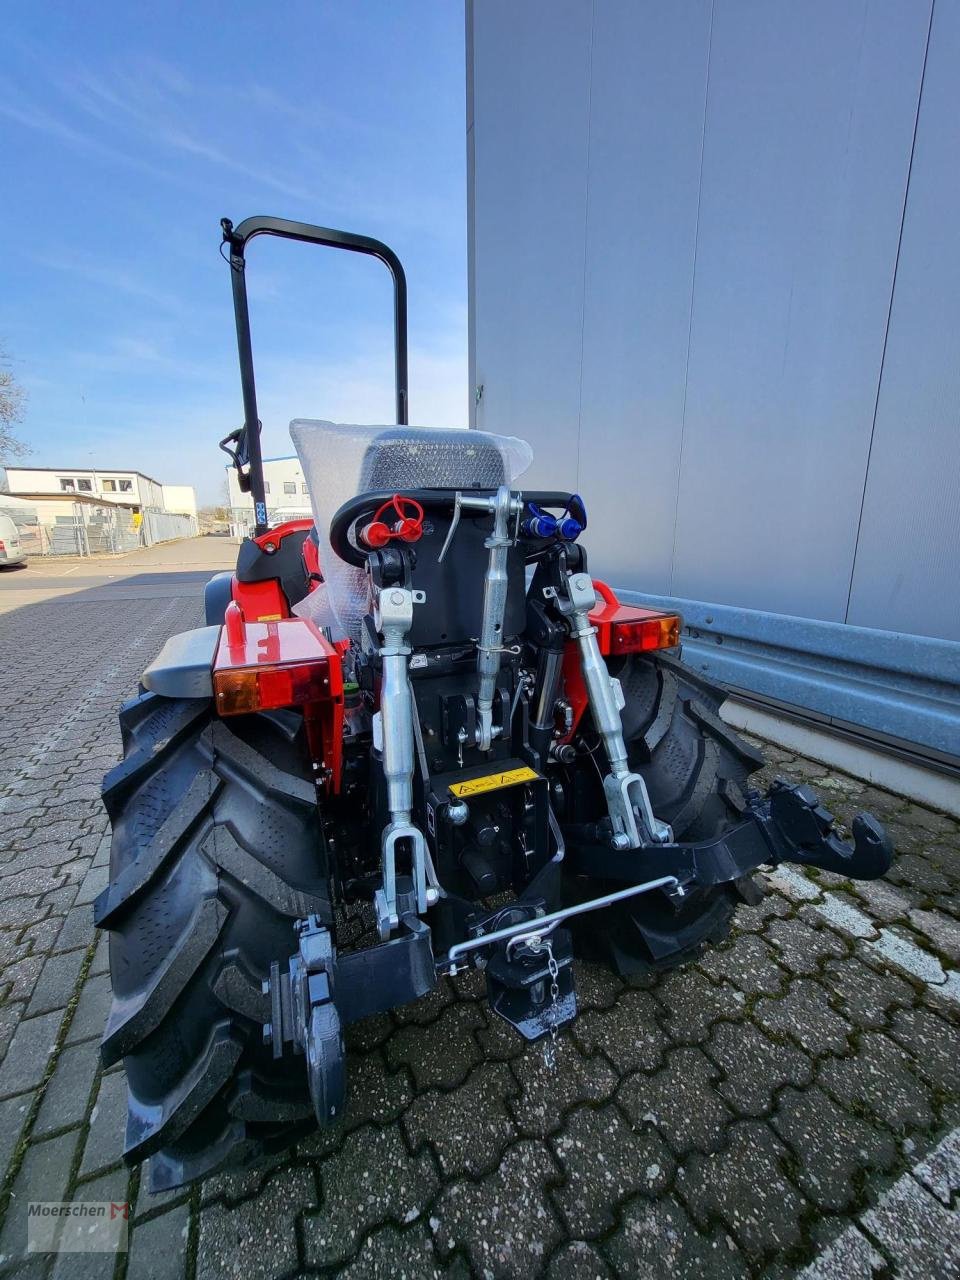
[604,1195,745,1279]
[20,913,68,957]
[65,972,112,1044]
[861,1168,960,1279]
[550,1104,674,1237]
[912,1125,960,1207]
[338,1049,411,1129]
[0,1091,35,1183]
[344,1012,394,1054]
[706,1021,812,1117]
[906,908,960,964]
[795,1224,885,1278]
[0,1128,80,1263]
[74,863,109,908]
[863,926,949,986]
[303,1126,438,1267]
[25,948,86,1017]
[33,1040,99,1137]
[126,1201,190,1280]
[546,1239,614,1279]
[698,934,788,996]
[474,1004,526,1061]
[0,954,45,1006]
[572,961,624,1011]
[820,956,914,1029]
[404,1061,517,1177]
[0,895,44,929]
[887,1005,960,1092]
[0,1009,63,1097]
[198,1146,290,1207]
[431,1140,563,1279]
[570,989,667,1073]
[887,851,951,896]
[767,916,849,972]
[733,890,792,933]
[772,1086,897,1210]
[848,877,916,923]
[198,1164,316,1279]
[818,1031,934,1132]
[618,1047,733,1155]
[46,1166,130,1280]
[676,1120,806,1265]
[763,865,822,903]
[89,931,110,977]
[338,1223,446,1280]
[53,903,95,954]
[509,1040,618,1139]
[384,1002,484,1091]
[655,967,746,1044]
[755,978,852,1055]
[805,895,878,942]
[80,1070,127,1174]
[900,803,958,838]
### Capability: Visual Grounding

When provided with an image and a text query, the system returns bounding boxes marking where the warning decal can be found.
[448,766,540,799]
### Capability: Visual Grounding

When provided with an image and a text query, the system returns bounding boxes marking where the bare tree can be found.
[0,347,29,461]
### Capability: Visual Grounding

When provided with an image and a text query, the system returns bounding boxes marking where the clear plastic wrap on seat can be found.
[289,421,533,641]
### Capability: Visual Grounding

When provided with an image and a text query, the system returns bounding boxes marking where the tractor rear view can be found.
[96,216,893,1190]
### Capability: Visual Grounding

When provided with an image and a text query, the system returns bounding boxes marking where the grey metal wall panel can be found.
[577,0,712,594]
[847,0,960,643]
[672,0,931,621]
[467,0,959,751]
[470,0,592,489]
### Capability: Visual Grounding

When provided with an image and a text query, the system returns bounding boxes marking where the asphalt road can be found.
[0,539,957,1278]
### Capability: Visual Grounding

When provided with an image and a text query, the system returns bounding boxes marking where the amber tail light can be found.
[609,614,682,654]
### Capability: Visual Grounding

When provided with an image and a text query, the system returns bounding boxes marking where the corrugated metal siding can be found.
[467,0,959,756]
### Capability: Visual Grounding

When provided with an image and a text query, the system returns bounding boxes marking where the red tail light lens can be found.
[610,614,681,654]
[212,617,342,715]
[214,662,334,715]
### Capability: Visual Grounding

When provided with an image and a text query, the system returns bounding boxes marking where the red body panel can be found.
[213,610,345,794]
[230,518,321,621]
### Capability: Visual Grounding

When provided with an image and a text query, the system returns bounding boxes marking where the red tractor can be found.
[96,217,892,1190]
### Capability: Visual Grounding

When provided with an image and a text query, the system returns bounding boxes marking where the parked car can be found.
[0,514,27,567]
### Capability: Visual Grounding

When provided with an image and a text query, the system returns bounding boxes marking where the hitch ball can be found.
[446,799,470,827]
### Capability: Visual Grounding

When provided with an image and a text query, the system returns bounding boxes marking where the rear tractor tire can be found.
[96,692,331,1190]
[571,650,765,976]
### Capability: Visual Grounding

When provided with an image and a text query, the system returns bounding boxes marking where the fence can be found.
[0,503,198,557]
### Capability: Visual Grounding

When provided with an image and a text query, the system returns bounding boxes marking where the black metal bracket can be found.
[263,915,345,1125]
[467,901,577,1041]
[565,779,894,888]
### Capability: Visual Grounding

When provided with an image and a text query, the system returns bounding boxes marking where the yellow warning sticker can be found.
[448,766,540,798]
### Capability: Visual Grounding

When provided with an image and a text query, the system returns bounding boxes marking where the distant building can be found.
[3,466,199,553]
[226,456,312,536]
[4,466,195,518]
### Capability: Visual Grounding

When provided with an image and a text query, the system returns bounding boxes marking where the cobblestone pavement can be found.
[0,544,957,1278]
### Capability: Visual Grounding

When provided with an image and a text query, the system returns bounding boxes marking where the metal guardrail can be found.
[622,591,960,765]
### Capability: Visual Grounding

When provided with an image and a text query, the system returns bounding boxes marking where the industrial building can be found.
[466,0,959,799]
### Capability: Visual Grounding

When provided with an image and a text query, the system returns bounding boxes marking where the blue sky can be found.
[1,1,467,503]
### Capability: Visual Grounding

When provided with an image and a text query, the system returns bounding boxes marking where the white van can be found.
[0,514,26,567]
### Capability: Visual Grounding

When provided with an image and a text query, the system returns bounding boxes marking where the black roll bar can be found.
[221,214,409,535]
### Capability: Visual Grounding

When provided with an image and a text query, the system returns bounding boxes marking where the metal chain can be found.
[541,939,561,1071]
